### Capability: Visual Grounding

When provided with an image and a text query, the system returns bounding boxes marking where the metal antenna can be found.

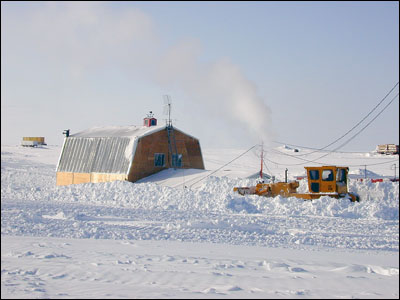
[163,95,179,168]
[163,95,172,128]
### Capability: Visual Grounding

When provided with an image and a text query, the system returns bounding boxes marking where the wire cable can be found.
[271,141,367,154]
[262,147,398,168]
[275,81,399,156]
[309,92,399,162]
[189,144,258,188]
[269,93,399,165]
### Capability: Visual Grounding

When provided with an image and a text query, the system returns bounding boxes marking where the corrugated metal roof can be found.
[57,137,133,174]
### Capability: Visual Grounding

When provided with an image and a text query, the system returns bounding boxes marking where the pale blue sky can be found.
[2,1,399,151]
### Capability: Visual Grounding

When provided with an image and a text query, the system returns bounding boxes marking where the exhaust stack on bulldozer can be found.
[234,165,359,202]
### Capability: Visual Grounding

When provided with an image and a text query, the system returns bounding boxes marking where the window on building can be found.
[172,154,182,167]
[154,153,165,167]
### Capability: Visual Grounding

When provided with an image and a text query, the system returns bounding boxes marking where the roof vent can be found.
[143,111,157,127]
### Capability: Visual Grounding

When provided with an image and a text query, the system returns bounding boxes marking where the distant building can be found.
[376,144,399,155]
[56,114,204,186]
[21,137,46,147]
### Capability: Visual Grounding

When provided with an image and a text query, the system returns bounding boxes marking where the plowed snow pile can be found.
[1,145,399,298]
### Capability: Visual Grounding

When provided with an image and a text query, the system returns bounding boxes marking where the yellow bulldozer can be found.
[234,165,360,202]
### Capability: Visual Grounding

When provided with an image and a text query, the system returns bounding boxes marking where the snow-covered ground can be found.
[1,144,399,298]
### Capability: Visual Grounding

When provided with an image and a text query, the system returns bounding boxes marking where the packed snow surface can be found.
[1,144,399,298]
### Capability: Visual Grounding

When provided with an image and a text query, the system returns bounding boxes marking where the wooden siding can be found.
[56,172,127,186]
[73,173,91,185]
[128,129,169,182]
[91,173,127,183]
[56,172,73,186]
[170,128,205,170]
[23,137,45,143]
[128,128,204,182]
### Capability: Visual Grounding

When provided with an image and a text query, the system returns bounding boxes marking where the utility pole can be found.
[260,142,263,180]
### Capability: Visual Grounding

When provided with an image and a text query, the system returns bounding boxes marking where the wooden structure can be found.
[143,111,157,127]
[22,137,46,146]
[56,117,204,186]
[376,144,399,155]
